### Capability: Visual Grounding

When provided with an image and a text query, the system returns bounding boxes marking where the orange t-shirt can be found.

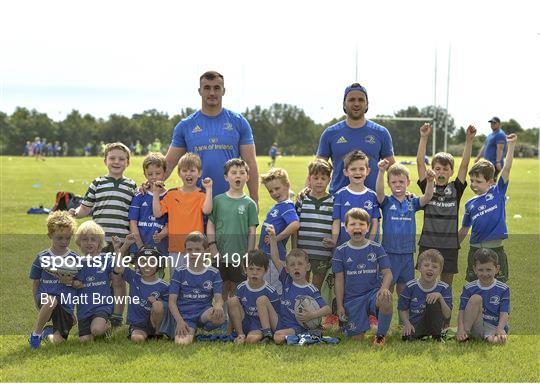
[160,188,205,252]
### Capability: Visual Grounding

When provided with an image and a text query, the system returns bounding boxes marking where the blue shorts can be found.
[160,304,218,338]
[276,319,306,335]
[388,253,414,285]
[343,288,379,336]
[242,315,262,334]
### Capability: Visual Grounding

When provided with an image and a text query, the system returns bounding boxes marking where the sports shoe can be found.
[29,333,41,349]
[373,335,386,347]
[41,325,54,342]
[260,329,274,343]
[432,335,445,343]
[323,314,339,330]
[110,314,123,327]
[368,315,378,332]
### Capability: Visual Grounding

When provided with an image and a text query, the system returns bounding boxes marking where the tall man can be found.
[164,71,259,204]
[316,83,395,193]
[475,116,507,179]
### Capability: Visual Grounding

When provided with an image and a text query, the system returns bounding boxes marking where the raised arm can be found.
[152,182,166,218]
[416,123,431,181]
[201,178,213,215]
[376,159,390,204]
[266,224,284,273]
[457,125,477,183]
[112,234,136,274]
[419,169,436,207]
[500,134,517,183]
[240,144,259,207]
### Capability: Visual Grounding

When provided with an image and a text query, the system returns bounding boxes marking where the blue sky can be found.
[1,0,539,136]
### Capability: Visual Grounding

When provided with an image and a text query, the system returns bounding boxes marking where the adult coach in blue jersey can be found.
[164,71,259,204]
[316,83,395,194]
[474,116,507,179]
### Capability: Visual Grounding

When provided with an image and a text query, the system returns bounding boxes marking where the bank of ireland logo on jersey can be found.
[210,137,219,144]
[365,135,376,144]
[192,125,202,133]
[224,123,233,131]
[478,205,486,211]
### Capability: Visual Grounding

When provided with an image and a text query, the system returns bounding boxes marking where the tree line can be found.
[1,105,537,157]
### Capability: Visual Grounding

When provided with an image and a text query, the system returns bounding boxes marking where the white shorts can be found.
[470,321,498,340]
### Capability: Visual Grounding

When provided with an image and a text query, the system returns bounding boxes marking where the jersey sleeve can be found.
[376,245,391,270]
[169,269,182,295]
[159,282,169,301]
[238,115,255,145]
[370,194,381,219]
[380,127,395,158]
[159,192,171,215]
[128,194,142,221]
[412,197,422,212]
[247,199,259,227]
[278,267,291,285]
[311,287,327,309]
[81,179,98,208]
[397,285,412,311]
[122,268,138,286]
[281,205,299,226]
[496,175,509,195]
[462,202,472,228]
[171,120,187,148]
[29,255,43,279]
[500,286,510,313]
[332,192,342,220]
[417,178,427,193]
[495,130,507,145]
[442,284,453,309]
[459,286,472,311]
[331,247,344,274]
[454,178,467,198]
[316,128,332,159]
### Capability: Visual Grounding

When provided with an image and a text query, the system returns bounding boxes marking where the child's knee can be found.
[51,333,65,344]
[174,335,193,345]
[469,294,483,305]
[245,333,262,344]
[274,332,287,344]
[151,300,164,315]
[79,335,93,342]
[255,295,270,307]
[130,333,146,343]
[228,296,241,308]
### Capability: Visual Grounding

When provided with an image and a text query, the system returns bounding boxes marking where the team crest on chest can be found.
[203,280,213,290]
[238,205,246,215]
[270,209,279,218]
[364,201,373,210]
[489,295,500,305]
[365,135,376,144]
[486,193,494,201]
[367,253,377,262]
[224,123,233,131]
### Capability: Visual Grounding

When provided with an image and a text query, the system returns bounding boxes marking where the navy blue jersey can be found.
[128,191,168,254]
[332,187,380,245]
[398,279,452,324]
[462,177,508,244]
[122,268,169,326]
[76,253,114,320]
[259,200,299,260]
[332,241,390,302]
[459,279,510,327]
[236,281,279,320]
[380,196,421,254]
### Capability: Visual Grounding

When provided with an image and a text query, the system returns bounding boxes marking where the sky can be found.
[1,0,539,137]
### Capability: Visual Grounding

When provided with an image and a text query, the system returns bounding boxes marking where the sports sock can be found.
[32,331,42,337]
[377,312,392,336]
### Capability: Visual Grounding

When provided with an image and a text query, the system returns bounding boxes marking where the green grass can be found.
[1,155,539,382]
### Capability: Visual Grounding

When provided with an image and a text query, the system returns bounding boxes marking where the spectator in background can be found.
[475,117,507,179]
[63,142,69,156]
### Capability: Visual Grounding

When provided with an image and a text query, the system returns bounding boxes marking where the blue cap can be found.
[488,116,500,123]
[343,83,368,102]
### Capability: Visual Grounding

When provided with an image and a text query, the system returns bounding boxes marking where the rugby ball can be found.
[44,258,80,278]
[294,295,322,330]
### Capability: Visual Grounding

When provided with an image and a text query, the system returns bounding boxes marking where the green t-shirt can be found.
[209,193,259,257]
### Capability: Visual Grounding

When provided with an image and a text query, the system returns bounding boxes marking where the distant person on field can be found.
[69,142,136,326]
[152,152,213,273]
[416,123,476,287]
[459,134,518,283]
[456,249,510,344]
[268,142,279,167]
[398,249,452,342]
[62,142,68,156]
[475,117,507,179]
[164,70,259,203]
[28,211,79,349]
[315,83,395,193]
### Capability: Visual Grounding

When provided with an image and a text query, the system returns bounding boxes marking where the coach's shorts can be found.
[309,259,332,276]
[466,246,508,283]
[388,253,414,285]
[418,246,458,274]
[219,264,246,284]
[78,312,110,337]
[37,297,75,340]
[342,288,379,337]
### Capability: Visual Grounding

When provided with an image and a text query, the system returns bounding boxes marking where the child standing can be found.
[459,134,518,283]
[258,168,300,294]
[152,152,212,271]
[416,123,476,286]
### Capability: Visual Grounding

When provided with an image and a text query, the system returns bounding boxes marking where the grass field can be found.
[1,155,539,382]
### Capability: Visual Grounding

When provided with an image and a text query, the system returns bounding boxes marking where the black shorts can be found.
[41,303,75,340]
[418,246,459,274]
[129,318,156,337]
[219,264,246,284]
[78,312,109,337]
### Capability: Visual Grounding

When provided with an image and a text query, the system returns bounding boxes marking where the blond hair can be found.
[285,248,309,264]
[260,167,290,186]
[178,152,202,172]
[75,220,106,250]
[47,211,77,235]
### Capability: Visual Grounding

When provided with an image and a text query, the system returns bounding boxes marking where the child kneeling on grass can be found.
[398,249,452,342]
[456,248,510,344]
[266,224,331,345]
[165,232,225,345]
[113,235,169,343]
[227,249,280,343]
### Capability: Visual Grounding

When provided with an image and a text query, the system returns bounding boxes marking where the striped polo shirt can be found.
[81,176,136,242]
[418,178,466,250]
[296,194,334,260]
